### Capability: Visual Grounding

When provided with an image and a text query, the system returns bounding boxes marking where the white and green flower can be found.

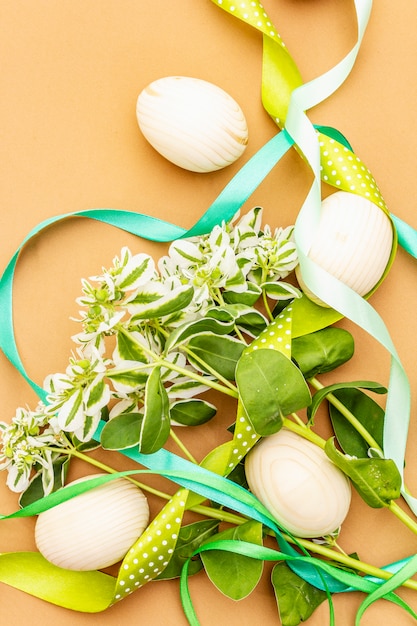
[44,348,112,442]
[0,405,65,493]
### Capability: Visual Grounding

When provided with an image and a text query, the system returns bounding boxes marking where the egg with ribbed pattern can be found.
[136,76,248,172]
[296,191,393,306]
[35,474,150,571]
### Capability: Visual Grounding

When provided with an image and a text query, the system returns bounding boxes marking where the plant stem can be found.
[169,429,198,464]
[49,445,417,591]
[182,344,238,392]
[308,377,417,527]
[283,417,326,449]
[189,502,417,592]
[282,418,417,537]
[116,326,238,398]
[389,500,417,535]
[262,289,274,322]
[290,412,307,428]
[309,377,381,452]
[157,321,238,392]
[58,446,173,502]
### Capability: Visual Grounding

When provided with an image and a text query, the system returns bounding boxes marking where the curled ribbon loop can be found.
[1,0,417,619]
[211,0,415,513]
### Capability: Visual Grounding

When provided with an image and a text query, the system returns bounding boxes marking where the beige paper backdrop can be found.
[1,1,417,624]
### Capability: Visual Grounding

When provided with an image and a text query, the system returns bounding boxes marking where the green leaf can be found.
[201,520,264,600]
[115,331,148,363]
[223,282,262,306]
[165,316,235,352]
[324,439,402,507]
[291,327,354,379]
[106,369,149,388]
[271,562,328,626]
[329,387,385,457]
[168,378,210,398]
[210,302,268,337]
[100,413,142,450]
[205,306,236,323]
[72,432,103,453]
[139,367,171,454]
[188,333,246,380]
[236,349,311,436]
[200,440,236,475]
[170,399,217,426]
[118,254,153,289]
[307,380,387,427]
[130,285,194,321]
[19,456,70,507]
[262,281,301,301]
[234,309,268,337]
[155,520,220,580]
[290,296,342,338]
[86,378,107,410]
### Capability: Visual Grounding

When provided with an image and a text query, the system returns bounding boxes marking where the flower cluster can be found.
[0,207,299,496]
[0,405,67,493]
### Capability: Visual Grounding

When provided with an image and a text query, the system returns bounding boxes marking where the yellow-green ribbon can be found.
[211,0,415,516]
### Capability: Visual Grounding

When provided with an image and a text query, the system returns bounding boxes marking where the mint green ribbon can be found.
[210,0,416,515]
[1,0,417,619]
[0,130,294,399]
[2,446,417,615]
[180,542,417,626]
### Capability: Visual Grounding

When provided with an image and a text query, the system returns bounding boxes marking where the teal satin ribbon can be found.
[0,130,294,398]
[2,437,415,601]
[1,0,417,618]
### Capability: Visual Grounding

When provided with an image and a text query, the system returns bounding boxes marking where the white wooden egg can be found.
[35,474,150,571]
[296,191,393,305]
[136,76,248,172]
[245,428,351,538]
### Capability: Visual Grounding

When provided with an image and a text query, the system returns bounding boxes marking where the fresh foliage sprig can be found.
[1,207,417,625]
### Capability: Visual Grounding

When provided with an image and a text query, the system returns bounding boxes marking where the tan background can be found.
[1,1,417,624]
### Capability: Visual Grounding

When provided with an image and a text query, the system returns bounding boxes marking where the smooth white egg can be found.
[136,76,248,172]
[296,191,393,306]
[245,428,351,538]
[35,474,150,571]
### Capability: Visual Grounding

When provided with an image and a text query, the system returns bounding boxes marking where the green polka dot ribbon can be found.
[3,450,416,614]
[211,0,416,516]
[1,0,417,617]
[113,488,189,602]
[194,306,293,487]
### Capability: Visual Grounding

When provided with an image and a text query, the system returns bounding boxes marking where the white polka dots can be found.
[113,490,187,601]
[318,132,386,210]
[217,0,284,47]
[226,306,294,471]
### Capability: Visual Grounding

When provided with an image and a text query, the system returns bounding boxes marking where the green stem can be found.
[169,429,198,464]
[285,417,417,538]
[189,503,417,592]
[58,447,173,502]
[156,319,238,393]
[309,377,381,452]
[262,289,274,322]
[389,500,417,535]
[182,344,238,392]
[290,412,307,428]
[283,416,326,449]
[49,445,417,591]
[117,326,238,398]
